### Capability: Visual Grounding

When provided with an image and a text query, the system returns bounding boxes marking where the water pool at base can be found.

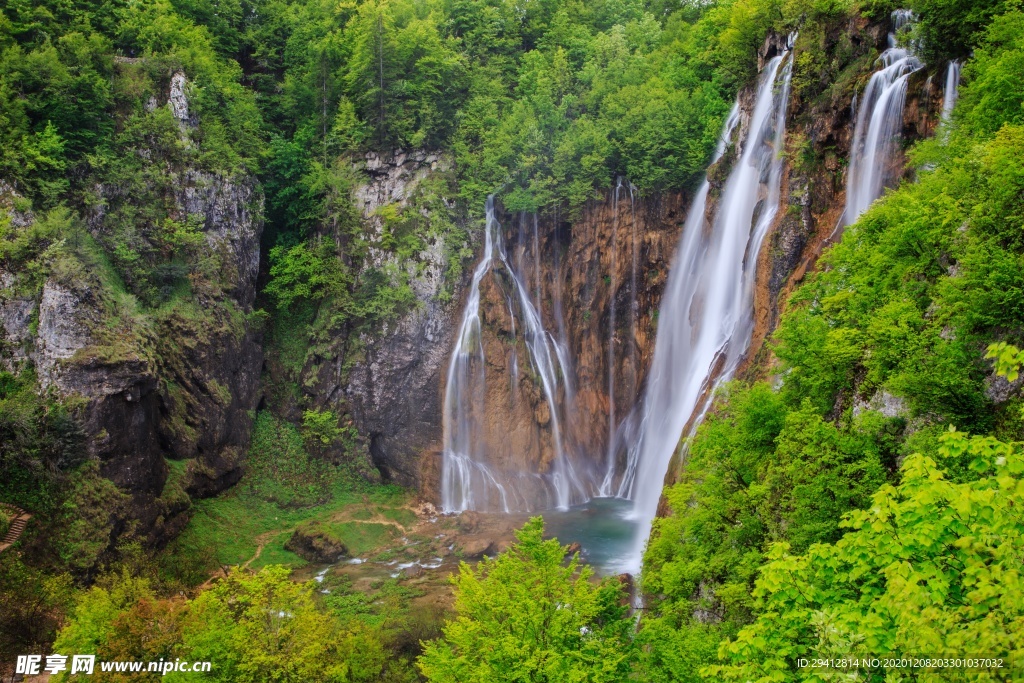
[540,497,639,576]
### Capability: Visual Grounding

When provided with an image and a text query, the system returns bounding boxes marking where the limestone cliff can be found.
[0,73,264,550]
[304,150,465,490]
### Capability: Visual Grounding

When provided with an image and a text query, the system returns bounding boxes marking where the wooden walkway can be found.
[0,503,30,553]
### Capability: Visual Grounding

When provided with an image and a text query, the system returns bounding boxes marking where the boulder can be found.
[403,564,425,579]
[285,524,348,564]
[459,538,494,559]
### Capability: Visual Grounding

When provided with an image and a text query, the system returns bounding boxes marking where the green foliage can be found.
[986,342,1024,382]
[711,429,1024,681]
[0,553,74,665]
[266,240,345,310]
[180,567,385,682]
[0,369,85,514]
[58,462,132,572]
[53,566,391,683]
[247,410,338,507]
[954,8,1024,137]
[302,408,342,445]
[246,0,841,216]
[639,384,896,679]
[910,0,1009,63]
[640,7,1024,681]
[418,517,637,683]
[0,0,261,211]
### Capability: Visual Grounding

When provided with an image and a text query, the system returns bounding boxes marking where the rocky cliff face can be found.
[0,74,264,548]
[439,193,689,507]
[744,21,945,377]
[304,151,464,489]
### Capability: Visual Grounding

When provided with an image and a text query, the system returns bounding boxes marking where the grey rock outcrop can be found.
[34,282,95,389]
[353,149,450,219]
[0,270,33,371]
[285,523,349,563]
[168,72,196,133]
[985,372,1024,404]
[173,170,263,306]
[309,150,464,490]
[852,390,908,419]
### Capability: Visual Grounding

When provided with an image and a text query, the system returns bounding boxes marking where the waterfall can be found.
[844,10,922,225]
[619,46,795,573]
[441,197,588,513]
[941,59,961,122]
[600,179,625,496]
[628,181,639,399]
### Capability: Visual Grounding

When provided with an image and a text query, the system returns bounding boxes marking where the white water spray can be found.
[619,46,795,573]
[844,10,922,225]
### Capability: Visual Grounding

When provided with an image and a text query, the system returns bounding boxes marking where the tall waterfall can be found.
[844,9,922,225]
[441,197,587,513]
[619,46,795,572]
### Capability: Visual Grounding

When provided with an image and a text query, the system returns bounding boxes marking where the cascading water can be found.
[441,197,588,513]
[599,179,625,496]
[618,44,795,573]
[844,10,922,225]
[628,181,639,397]
[941,59,961,123]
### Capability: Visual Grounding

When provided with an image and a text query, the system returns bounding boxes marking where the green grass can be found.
[377,506,417,528]
[165,410,411,577]
[249,531,305,570]
[318,521,402,556]
[175,476,407,568]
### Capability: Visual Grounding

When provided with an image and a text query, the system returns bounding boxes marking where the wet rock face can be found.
[555,194,688,470]
[430,192,686,506]
[345,294,457,488]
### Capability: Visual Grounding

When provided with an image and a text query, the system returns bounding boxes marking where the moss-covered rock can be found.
[284,522,349,564]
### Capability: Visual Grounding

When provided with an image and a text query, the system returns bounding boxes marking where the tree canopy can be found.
[418,517,637,683]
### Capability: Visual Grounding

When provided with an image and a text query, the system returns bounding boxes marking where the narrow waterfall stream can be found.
[619,45,795,573]
[844,10,922,225]
[942,59,961,122]
[441,197,588,513]
[603,179,623,496]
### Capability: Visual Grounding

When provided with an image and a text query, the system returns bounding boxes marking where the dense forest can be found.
[1,0,1023,680]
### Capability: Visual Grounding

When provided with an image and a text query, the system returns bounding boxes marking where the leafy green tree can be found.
[911,0,1009,62]
[302,408,342,445]
[176,566,384,682]
[53,566,387,683]
[711,428,1024,682]
[418,517,637,683]
[265,239,345,310]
